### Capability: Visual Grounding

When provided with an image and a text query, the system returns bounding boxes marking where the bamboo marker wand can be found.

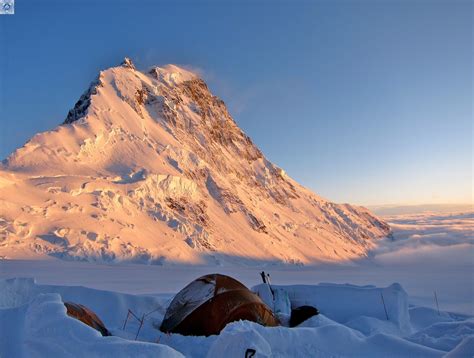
[381,292,389,320]
[434,291,440,316]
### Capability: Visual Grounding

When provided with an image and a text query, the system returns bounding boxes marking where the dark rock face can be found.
[177,78,263,162]
[63,77,103,124]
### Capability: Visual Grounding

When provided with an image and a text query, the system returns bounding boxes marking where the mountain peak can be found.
[62,61,199,126]
[121,57,136,70]
[0,58,390,265]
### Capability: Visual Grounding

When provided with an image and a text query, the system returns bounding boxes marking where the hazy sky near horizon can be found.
[0,0,471,205]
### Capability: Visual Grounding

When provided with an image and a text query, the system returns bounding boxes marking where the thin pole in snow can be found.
[135,314,145,340]
[123,310,131,330]
[380,292,389,320]
[434,291,440,316]
[123,309,143,330]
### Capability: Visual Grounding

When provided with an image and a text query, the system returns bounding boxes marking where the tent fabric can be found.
[64,301,111,336]
[289,305,320,327]
[160,274,279,336]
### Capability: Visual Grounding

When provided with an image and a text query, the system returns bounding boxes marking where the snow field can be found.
[1,277,472,357]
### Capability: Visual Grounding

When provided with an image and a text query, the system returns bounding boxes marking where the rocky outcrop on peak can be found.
[63,76,103,124]
[121,57,136,70]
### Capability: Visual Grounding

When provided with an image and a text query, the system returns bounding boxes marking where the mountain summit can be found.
[0,59,390,265]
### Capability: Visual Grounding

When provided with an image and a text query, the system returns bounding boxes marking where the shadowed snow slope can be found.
[0,58,389,265]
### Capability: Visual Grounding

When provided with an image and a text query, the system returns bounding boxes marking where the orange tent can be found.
[160,274,279,336]
[64,302,111,336]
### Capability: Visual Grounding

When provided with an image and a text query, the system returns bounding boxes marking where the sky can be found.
[0,0,472,206]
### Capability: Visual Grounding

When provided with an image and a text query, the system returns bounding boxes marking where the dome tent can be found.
[64,302,111,336]
[160,274,279,336]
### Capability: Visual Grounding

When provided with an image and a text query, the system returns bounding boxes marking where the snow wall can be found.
[253,282,410,332]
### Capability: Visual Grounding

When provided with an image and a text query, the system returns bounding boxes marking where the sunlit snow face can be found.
[0,60,390,266]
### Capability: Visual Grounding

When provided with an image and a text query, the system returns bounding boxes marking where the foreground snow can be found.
[1,277,472,357]
[0,286,182,358]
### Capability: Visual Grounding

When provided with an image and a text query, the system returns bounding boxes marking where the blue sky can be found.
[0,0,471,205]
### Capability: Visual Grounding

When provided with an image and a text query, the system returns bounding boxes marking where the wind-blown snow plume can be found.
[0,58,390,265]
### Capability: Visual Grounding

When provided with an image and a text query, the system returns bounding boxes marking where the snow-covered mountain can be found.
[0,58,390,265]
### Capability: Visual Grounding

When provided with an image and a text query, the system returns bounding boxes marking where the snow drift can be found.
[0,58,390,265]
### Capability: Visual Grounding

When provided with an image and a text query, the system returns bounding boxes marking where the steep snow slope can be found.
[0,58,390,265]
